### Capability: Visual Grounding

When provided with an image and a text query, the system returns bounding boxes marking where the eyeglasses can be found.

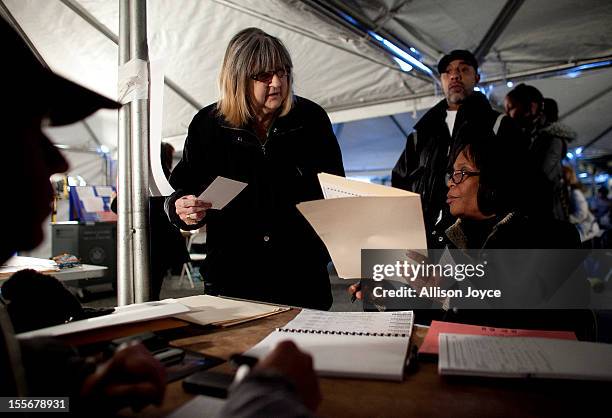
[446,169,480,185]
[250,69,290,83]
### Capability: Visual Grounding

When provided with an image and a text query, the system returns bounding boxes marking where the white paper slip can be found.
[197,176,247,210]
[17,301,189,339]
[438,333,612,381]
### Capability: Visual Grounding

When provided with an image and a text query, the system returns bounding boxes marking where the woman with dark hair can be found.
[351,126,595,338]
[441,133,578,250]
[165,28,344,309]
[437,130,594,338]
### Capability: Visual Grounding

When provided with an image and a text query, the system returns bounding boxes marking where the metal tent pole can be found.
[117,0,134,305]
[129,0,151,302]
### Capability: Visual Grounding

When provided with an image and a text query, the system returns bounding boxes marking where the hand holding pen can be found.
[231,341,321,411]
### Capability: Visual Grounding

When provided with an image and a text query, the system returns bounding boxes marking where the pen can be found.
[229,354,259,386]
[229,354,259,368]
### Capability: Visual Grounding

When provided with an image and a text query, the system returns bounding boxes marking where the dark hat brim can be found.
[3,16,120,127]
[43,71,121,126]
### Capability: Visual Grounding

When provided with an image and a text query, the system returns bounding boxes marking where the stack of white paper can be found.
[438,333,612,381]
[174,295,289,327]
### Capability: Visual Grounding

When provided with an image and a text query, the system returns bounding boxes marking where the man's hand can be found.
[80,343,166,412]
[175,195,211,225]
[347,283,363,301]
[255,341,321,411]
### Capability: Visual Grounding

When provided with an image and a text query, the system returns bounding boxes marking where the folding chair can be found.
[179,228,207,289]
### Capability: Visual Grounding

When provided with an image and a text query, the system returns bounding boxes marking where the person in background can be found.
[591,185,611,230]
[165,28,344,310]
[563,165,601,245]
[392,50,525,248]
[1,17,321,416]
[505,85,573,221]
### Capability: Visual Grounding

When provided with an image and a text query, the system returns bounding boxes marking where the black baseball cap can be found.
[437,50,478,74]
[3,17,120,126]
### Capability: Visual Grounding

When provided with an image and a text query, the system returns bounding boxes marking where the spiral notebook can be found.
[245,310,414,381]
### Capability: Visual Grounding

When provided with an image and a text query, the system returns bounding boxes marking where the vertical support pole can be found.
[129,0,151,302]
[117,0,134,305]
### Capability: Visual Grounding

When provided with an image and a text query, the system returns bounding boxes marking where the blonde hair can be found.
[563,165,583,190]
[217,28,294,127]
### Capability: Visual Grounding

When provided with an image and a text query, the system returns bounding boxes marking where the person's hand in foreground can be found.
[175,195,212,225]
[255,340,321,411]
[80,343,166,412]
[347,282,363,301]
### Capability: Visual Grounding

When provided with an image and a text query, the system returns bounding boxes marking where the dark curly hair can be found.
[451,123,524,216]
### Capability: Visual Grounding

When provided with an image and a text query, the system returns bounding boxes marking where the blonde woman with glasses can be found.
[166,28,344,310]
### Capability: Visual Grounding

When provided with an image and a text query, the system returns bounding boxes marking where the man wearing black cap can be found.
[392,50,524,247]
[1,17,320,417]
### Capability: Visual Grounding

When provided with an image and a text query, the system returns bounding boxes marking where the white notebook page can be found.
[439,333,612,380]
[245,310,414,381]
[284,310,413,336]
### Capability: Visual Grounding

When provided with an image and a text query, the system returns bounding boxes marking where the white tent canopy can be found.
[4,0,612,182]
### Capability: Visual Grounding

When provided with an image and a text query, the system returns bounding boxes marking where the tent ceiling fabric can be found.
[5,0,612,167]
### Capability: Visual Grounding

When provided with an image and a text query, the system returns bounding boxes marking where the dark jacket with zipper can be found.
[165,96,344,310]
[435,212,595,340]
[391,92,526,247]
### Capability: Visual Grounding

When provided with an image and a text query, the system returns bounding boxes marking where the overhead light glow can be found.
[575,147,583,156]
[393,57,413,72]
[367,30,433,75]
[566,152,574,160]
[506,81,514,88]
[99,145,110,154]
[574,61,612,71]
[338,11,359,26]
[578,172,588,179]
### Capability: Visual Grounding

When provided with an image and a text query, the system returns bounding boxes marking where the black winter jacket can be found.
[165,96,344,310]
[529,121,575,221]
[391,92,526,246]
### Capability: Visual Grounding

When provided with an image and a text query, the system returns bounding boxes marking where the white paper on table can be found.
[438,333,612,381]
[81,196,105,212]
[1,256,59,275]
[297,173,426,279]
[16,300,189,338]
[174,295,287,326]
[197,176,247,210]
